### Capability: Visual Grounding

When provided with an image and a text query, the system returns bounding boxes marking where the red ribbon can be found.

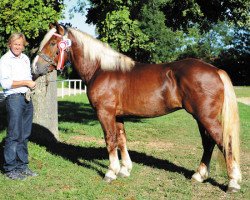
[57,41,67,71]
[52,33,71,71]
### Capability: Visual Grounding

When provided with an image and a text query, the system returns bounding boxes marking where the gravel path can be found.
[237,97,250,106]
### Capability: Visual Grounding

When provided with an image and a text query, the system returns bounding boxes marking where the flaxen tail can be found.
[218,70,240,168]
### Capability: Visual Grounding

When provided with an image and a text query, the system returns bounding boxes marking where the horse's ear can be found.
[49,22,56,29]
[49,22,65,35]
[54,22,66,36]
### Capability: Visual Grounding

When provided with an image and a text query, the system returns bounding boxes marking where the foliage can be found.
[138,1,184,62]
[214,27,250,85]
[85,1,154,61]
[74,1,249,63]
[162,0,250,31]
[99,7,153,60]
[178,22,235,62]
[0,0,64,56]
[0,0,246,83]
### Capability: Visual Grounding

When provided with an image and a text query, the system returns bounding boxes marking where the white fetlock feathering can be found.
[231,161,242,182]
[192,165,208,183]
[105,170,117,181]
[118,166,131,178]
[228,179,241,192]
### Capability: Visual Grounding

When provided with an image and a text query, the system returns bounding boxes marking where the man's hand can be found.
[26,80,36,90]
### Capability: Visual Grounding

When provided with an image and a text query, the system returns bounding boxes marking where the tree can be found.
[0,0,65,141]
[85,0,153,61]
[138,1,184,62]
[32,71,59,142]
[0,0,64,56]
[162,0,250,32]
[178,22,235,62]
[74,0,249,61]
[71,0,249,84]
[214,27,250,85]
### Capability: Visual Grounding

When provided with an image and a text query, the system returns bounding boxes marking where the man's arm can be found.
[11,80,36,89]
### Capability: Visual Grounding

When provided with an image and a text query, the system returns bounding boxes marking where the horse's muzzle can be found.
[32,55,50,76]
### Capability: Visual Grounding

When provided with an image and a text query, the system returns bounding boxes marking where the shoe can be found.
[19,168,38,177]
[5,170,26,180]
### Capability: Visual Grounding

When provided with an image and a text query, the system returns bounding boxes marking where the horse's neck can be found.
[67,32,100,85]
[70,51,99,85]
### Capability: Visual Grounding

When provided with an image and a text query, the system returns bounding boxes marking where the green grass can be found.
[0,87,249,199]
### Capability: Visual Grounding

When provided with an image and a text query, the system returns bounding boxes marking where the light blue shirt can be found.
[0,50,32,96]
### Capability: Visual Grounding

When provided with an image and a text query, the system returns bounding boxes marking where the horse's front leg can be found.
[116,119,132,178]
[97,109,120,183]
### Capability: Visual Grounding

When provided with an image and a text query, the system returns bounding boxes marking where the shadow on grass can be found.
[29,123,227,192]
[0,100,227,192]
[58,101,145,126]
[58,101,98,125]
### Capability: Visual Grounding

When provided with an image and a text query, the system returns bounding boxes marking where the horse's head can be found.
[32,22,71,76]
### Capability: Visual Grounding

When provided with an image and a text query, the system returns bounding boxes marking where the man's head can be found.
[8,33,28,57]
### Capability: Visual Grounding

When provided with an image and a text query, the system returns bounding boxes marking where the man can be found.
[0,33,37,180]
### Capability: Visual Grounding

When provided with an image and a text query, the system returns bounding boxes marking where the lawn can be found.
[0,87,249,199]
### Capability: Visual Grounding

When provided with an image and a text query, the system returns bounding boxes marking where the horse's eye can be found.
[50,42,56,47]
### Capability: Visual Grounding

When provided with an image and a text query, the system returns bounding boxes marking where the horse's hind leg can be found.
[97,110,120,182]
[192,122,215,182]
[116,118,132,178]
[194,117,241,192]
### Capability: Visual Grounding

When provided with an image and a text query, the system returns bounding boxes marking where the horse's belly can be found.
[118,99,174,117]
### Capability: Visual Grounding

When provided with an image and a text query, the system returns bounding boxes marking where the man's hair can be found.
[8,33,28,47]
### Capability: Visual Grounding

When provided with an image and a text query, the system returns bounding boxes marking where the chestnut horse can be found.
[32,24,241,192]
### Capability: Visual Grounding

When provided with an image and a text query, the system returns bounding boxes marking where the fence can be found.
[57,79,86,98]
[0,79,86,100]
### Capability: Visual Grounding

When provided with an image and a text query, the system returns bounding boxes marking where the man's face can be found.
[9,37,24,57]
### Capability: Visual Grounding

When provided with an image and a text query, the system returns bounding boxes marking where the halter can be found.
[37,30,71,71]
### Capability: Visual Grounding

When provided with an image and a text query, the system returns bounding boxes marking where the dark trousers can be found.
[4,93,33,172]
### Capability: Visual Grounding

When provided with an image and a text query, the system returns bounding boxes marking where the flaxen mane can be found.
[69,28,135,72]
[39,28,57,51]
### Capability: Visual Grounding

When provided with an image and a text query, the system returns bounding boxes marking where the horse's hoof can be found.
[103,176,115,183]
[117,171,129,178]
[227,187,240,193]
[117,166,131,178]
[227,179,241,193]
[191,172,204,183]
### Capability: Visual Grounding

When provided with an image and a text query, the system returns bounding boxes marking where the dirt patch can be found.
[128,140,174,150]
[67,135,174,150]
[68,135,105,145]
